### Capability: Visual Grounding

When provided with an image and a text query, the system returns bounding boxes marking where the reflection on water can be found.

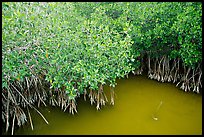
[14,74,202,135]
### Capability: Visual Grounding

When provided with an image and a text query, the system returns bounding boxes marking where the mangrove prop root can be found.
[84,89,87,101]
[27,106,34,131]
[147,55,152,77]
[194,70,202,93]
[2,55,202,135]
[160,56,165,82]
[10,83,49,125]
[96,85,108,109]
[11,112,16,135]
[89,89,95,105]
[110,87,115,105]
[156,56,163,81]
[152,57,158,80]
[67,100,77,115]
[63,94,77,115]
[15,106,27,127]
[25,77,30,92]
[179,67,191,92]
[32,106,49,125]
[96,91,100,110]
[61,99,69,112]
[87,85,109,110]
[6,92,10,133]
[146,57,201,92]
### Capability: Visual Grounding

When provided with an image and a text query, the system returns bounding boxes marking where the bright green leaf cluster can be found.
[2,2,138,101]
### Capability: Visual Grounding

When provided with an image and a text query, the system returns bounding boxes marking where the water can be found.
[14,74,202,135]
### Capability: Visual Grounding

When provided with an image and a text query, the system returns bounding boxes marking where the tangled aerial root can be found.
[145,55,202,93]
[87,84,115,110]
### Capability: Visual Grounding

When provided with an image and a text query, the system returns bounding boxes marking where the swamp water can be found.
[14,74,202,135]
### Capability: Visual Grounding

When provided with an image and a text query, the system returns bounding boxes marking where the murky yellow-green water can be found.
[14,74,202,135]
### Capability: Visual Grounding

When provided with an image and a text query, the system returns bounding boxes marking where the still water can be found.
[14,74,202,135]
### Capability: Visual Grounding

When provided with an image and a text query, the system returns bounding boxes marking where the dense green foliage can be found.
[101,2,202,92]
[2,2,202,135]
[2,2,136,99]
